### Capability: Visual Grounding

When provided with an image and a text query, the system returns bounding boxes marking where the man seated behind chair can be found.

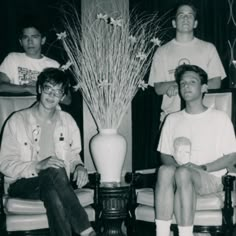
[0,68,96,236]
[154,64,236,236]
[0,15,59,95]
[0,16,71,105]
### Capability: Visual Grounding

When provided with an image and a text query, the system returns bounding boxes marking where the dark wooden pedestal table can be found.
[99,182,130,236]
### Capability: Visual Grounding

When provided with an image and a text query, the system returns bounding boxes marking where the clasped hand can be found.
[166,85,178,97]
[36,156,88,188]
[183,162,202,170]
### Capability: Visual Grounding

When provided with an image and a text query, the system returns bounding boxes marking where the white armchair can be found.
[0,95,101,236]
[126,90,236,236]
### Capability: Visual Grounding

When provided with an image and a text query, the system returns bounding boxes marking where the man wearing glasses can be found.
[0,68,96,236]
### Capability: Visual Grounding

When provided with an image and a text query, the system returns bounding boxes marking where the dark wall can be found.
[0,0,84,158]
[0,0,81,64]
[1,0,235,170]
[130,0,236,170]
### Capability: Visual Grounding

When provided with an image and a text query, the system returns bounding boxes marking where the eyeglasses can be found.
[42,84,64,98]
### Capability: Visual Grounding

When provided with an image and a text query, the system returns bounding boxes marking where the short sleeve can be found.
[207,44,226,80]
[148,48,168,86]
[157,117,173,156]
[219,114,236,155]
[0,53,15,82]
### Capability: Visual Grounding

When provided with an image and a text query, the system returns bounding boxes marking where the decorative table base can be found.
[99,182,130,236]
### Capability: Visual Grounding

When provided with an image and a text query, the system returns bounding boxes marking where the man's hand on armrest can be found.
[0,82,36,95]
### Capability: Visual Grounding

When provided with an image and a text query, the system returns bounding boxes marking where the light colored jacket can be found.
[0,105,83,184]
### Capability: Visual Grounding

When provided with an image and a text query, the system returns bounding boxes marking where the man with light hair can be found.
[155,64,236,236]
[149,2,225,122]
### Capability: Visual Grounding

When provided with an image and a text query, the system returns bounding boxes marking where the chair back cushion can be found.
[0,95,36,132]
[135,188,236,225]
[203,91,232,118]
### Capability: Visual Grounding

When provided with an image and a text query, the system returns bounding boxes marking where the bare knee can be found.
[157,165,176,186]
[175,166,192,186]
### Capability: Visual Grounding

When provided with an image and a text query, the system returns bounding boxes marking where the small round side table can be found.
[99,182,130,236]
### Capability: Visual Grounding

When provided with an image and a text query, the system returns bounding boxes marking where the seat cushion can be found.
[135,205,235,226]
[136,188,236,225]
[136,188,236,210]
[6,206,95,231]
[4,188,94,214]
[4,188,95,231]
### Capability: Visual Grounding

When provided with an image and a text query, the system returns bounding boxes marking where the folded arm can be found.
[0,72,36,94]
[161,153,179,167]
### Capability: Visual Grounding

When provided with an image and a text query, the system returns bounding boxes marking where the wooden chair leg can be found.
[222,175,235,236]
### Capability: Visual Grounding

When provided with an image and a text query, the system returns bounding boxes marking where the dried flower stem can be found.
[60,7,164,129]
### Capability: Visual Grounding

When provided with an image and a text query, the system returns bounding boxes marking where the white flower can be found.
[129,35,137,44]
[60,61,72,71]
[150,37,161,46]
[97,13,108,22]
[73,83,81,91]
[56,31,67,40]
[110,17,123,27]
[136,52,147,60]
[98,79,111,88]
[138,80,148,91]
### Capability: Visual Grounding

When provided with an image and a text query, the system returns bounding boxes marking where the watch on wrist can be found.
[201,165,207,171]
[76,163,85,169]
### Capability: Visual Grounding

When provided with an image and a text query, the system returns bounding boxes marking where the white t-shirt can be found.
[158,107,236,177]
[149,38,226,117]
[0,52,60,85]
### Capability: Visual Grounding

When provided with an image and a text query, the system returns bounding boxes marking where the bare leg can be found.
[174,167,199,226]
[174,189,181,222]
[155,165,176,220]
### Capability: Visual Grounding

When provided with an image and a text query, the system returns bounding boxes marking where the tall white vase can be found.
[90,129,127,183]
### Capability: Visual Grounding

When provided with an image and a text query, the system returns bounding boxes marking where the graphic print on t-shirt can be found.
[18,67,40,85]
[168,58,191,78]
[173,136,192,164]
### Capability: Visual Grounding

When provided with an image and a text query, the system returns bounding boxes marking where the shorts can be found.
[195,169,223,196]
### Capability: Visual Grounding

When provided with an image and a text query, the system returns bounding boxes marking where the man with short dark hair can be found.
[0,15,59,95]
[0,68,96,236]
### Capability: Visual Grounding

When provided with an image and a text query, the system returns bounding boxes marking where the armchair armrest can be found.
[0,172,5,232]
[125,168,157,189]
[87,172,101,232]
[71,172,101,228]
[222,174,236,233]
[125,169,157,236]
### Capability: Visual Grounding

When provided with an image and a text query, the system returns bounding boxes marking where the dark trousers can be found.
[8,167,91,236]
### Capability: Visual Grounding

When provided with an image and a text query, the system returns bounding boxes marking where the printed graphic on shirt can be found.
[174,137,192,164]
[18,67,40,85]
[168,58,191,76]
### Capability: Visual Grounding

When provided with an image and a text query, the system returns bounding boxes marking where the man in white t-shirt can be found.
[154,64,236,236]
[0,16,60,95]
[148,2,226,121]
